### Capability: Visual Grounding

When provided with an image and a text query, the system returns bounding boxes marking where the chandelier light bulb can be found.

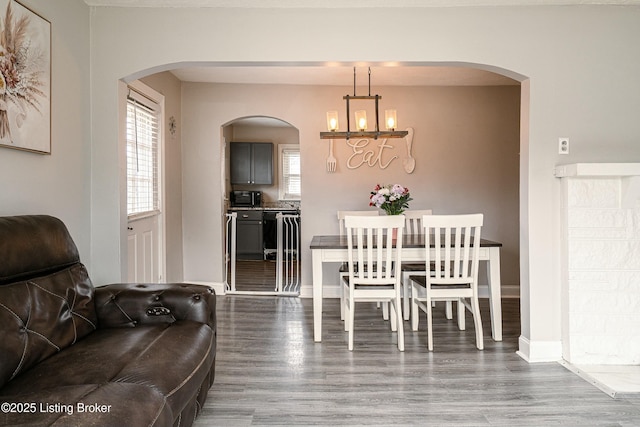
[326,111,339,131]
[385,109,397,131]
[355,110,367,131]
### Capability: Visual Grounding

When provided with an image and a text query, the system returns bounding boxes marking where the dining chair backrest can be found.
[422,214,483,286]
[403,209,433,235]
[337,210,379,237]
[344,215,405,285]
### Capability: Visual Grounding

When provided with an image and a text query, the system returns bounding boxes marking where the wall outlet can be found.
[559,137,569,155]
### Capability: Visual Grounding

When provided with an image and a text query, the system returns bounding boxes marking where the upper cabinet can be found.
[230,142,273,185]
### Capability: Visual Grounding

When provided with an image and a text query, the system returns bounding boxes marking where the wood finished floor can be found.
[228,260,278,292]
[229,260,299,293]
[194,297,640,426]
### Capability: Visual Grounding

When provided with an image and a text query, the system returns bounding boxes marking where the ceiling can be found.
[170,65,520,87]
[83,0,640,7]
[209,65,518,128]
[172,65,521,129]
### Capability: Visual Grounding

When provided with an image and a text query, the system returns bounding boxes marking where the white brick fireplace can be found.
[556,163,640,365]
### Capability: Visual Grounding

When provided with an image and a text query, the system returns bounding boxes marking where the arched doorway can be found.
[222,116,301,295]
[125,63,528,350]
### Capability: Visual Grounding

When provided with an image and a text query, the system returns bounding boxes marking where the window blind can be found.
[282,148,301,199]
[126,91,160,217]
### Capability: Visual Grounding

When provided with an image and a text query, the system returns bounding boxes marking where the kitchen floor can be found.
[229,260,277,292]
[227,260,299,293]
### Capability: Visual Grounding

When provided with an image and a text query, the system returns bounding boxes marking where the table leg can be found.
[487,247,503,341]
[312,249,323,342]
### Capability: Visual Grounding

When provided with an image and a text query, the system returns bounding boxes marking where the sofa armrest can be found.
[94,283,216,331]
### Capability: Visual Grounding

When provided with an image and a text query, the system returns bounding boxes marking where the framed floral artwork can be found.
[0,0,50,154]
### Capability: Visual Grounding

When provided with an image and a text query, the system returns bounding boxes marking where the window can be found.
[279,144,301,200]
[126,88,160,218]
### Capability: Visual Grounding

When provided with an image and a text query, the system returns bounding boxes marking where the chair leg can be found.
[405,285,412,321]
[343,282,350,332]
[348,296,355,351]
[411,283,420,331]
[340,277,345,321]
[382,302,389,321]
[457,298,466,330]
[394,297,405,352]
[402,273,411,321]
[426,296,434,351]
[471,297,484,350]
[445,301,453,320]
[389,300,397,332]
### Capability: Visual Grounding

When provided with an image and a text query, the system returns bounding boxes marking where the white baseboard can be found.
[299,283,521,299]
[184,281,226,295]
[478,284,520,298]
[298,284,339,299]
[516,335,562,363]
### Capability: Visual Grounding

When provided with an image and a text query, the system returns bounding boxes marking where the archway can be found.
[125,62,529,352]
[222,115,301,295]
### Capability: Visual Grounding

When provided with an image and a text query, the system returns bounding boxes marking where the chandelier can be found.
[320,67,408,141]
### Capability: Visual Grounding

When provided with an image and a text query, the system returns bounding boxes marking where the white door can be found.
[127,214,161,282]
[125,82,164,283]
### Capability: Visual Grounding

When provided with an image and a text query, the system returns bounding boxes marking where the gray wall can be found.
[140,71,184,283]
[0,0,91,265]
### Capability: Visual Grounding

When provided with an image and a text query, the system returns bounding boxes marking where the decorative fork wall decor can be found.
[325,128,415,172]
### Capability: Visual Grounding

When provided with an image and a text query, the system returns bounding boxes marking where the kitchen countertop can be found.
[228,204,299,212]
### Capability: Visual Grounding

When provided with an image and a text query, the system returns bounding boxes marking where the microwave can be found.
[231,190,262,207]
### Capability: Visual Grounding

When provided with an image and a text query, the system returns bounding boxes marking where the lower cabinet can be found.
[235,210,263,260]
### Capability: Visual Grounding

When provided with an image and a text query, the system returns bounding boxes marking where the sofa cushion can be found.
[0,321,214,427]
[0,264,97,388]
[0,383,174,427]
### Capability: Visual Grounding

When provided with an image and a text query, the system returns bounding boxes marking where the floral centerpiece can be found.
[369,184,412,215]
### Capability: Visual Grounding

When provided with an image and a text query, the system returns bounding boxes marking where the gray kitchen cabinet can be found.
[230,142,273,185]
[235,210,264,260]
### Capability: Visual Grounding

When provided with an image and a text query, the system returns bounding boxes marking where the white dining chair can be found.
[404,209,432,235]
[399,209,435,320]
[343,214,405,351]
[337,210,379,237]
[409,214,484,351]
[337,210,379,322]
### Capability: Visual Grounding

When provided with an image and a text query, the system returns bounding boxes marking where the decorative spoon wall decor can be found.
[402,128,415,174]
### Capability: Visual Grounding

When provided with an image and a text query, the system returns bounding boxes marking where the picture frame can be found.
[0,0,51,154]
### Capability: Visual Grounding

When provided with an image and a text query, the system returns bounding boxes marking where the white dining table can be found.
[310,234,503,343]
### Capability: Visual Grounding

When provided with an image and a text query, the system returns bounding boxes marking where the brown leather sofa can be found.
[0,215,216,427]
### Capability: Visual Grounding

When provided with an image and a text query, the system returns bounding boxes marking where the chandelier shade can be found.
[320,67,408,140]
[326,111,339,131]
